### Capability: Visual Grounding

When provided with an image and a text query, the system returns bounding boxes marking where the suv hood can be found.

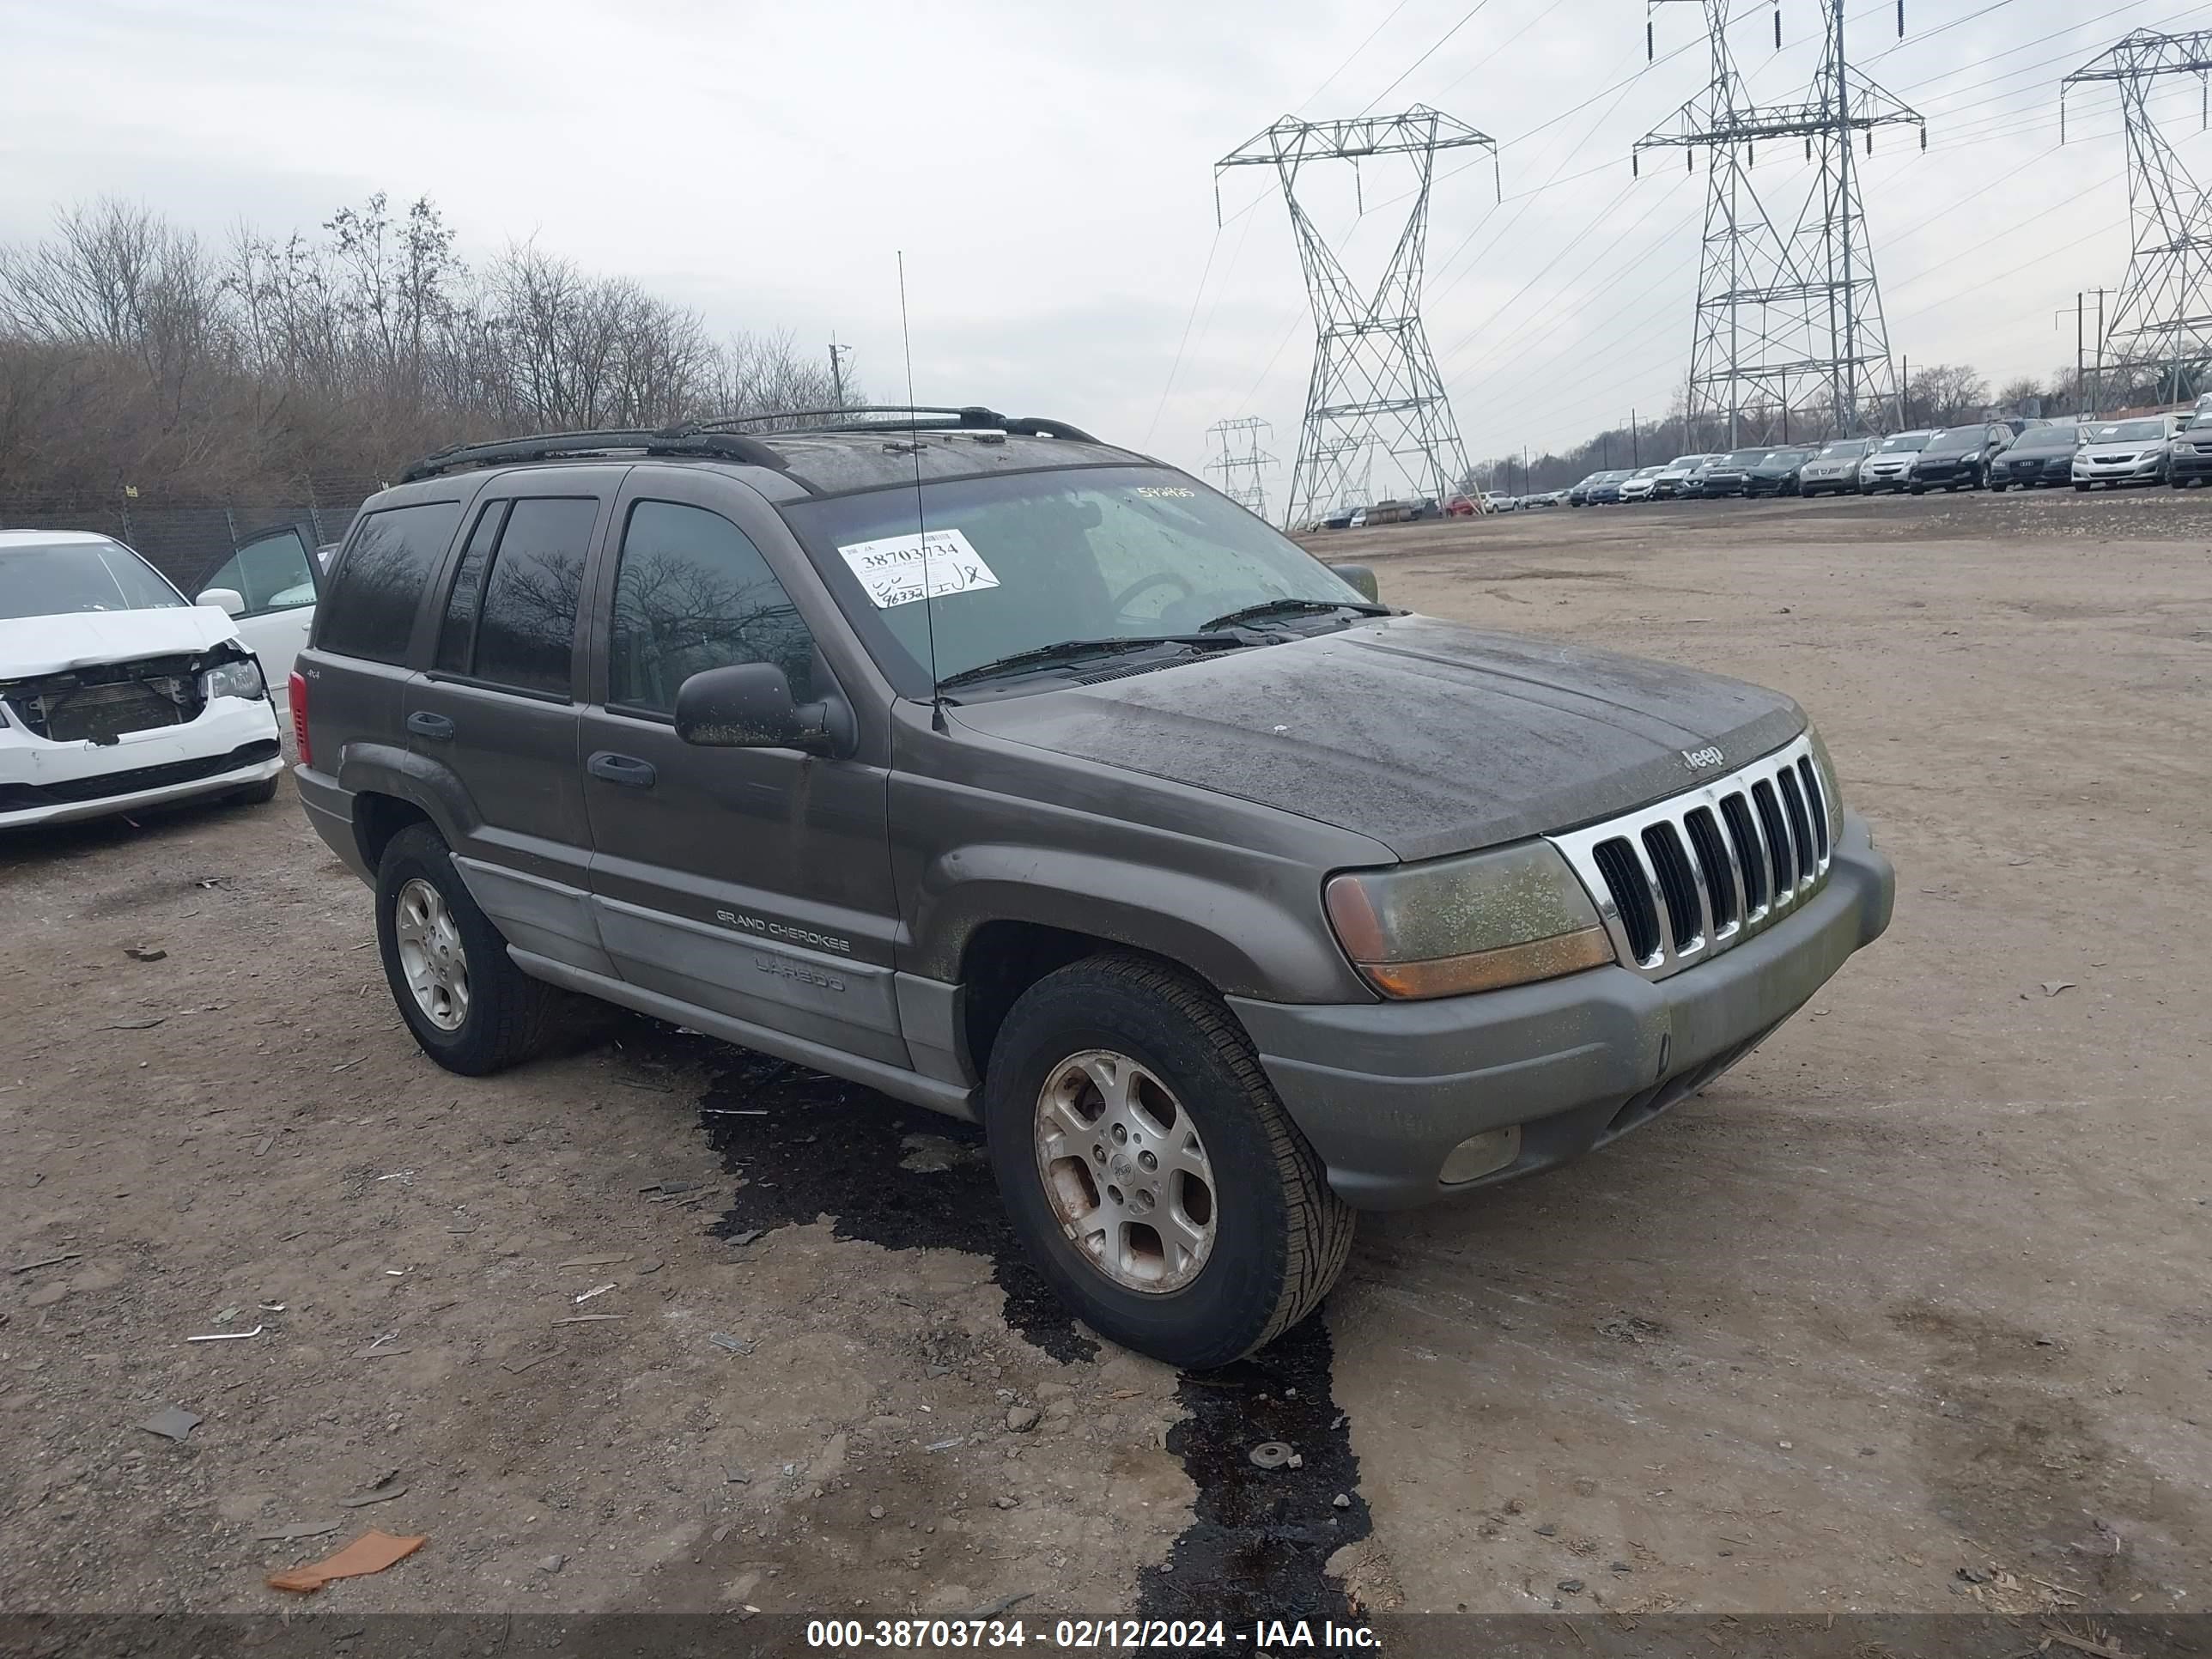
[951,614,1806,860]
[0,605,242,678]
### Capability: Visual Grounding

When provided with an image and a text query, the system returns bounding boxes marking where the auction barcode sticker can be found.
[836,528,1000,609]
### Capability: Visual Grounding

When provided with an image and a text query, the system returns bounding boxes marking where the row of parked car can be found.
[1565,401,2212,506]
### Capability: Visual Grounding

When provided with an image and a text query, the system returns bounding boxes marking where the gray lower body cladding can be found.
[1231,812,1893,1210]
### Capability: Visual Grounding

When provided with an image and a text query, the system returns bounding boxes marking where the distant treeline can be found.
[0,195,854,507]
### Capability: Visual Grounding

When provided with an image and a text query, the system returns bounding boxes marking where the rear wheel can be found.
[982,953,1354,1369]
[229,775,280,806]
[375,823,579,1075]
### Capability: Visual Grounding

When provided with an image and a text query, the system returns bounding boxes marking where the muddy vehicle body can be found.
[291,407,1894,1366]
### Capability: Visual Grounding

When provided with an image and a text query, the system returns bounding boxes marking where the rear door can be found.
[406,472,613,977]
[195,524,321,703]
[575,469,905,1066]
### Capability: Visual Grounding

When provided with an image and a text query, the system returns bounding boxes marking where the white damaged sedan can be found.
[2,530,284,830]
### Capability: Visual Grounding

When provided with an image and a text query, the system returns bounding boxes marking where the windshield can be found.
[1632,465,1666,477]
[1718,451,1765,466]
[1926,426,1986,448]
[1761,450,1812,465]
[2086,420,2166,442]
[1878,433,1929,453]
[2013,427,2080,451]
[786,466,1370,690]
[0,539,185,622]
[1815,439,1871,459]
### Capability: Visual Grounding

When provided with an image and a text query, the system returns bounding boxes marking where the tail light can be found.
[288,670,312,768]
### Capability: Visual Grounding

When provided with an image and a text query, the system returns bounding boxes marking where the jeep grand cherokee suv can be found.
[291,406,1894,1368]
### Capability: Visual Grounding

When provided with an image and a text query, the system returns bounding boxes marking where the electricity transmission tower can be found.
[1217,108,1494,526]
[1204,416,1279,518]
[2063,29,2212,404]
[1636,1,1923,444]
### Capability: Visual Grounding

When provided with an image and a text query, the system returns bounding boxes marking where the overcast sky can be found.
[3,0,2204,499]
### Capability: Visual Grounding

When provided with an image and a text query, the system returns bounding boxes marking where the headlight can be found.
[1325,840,1613,999]
[199,656,266,702]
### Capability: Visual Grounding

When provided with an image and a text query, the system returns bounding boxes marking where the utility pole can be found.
[828,337,853,411]
[1217,108,1498,526]
[1637,2,1924,440]
[1632,410,1640,465]
[2063,31,2212,406]
[1899,354,1910,427]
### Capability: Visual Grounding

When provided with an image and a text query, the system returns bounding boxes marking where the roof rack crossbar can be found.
[398,426,787,483]
[675,406,1102,444]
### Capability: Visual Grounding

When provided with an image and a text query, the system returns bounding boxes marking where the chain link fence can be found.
[2,479,383,591]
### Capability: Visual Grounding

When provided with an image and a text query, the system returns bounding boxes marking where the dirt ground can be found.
[3,486,2207,1626]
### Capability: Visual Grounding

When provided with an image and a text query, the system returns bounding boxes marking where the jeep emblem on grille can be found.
[1680,745,1725,771]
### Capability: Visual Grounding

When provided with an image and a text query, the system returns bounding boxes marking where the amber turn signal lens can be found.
[1353,926,1613,999]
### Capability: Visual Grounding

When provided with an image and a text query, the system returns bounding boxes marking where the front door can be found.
[576,473,905,1068]
[195,525,321,709]
[404,479,611,976]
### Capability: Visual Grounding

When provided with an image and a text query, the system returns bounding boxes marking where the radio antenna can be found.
[896,251,947,732]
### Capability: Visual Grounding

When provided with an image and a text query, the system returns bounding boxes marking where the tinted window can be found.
[434,501,507,673]
[202,528,316,614]
[2087,420,2166,441]
[1927,426,1987,447]
[1878,433,1929,452]
[0,539,184,621]
[319,501,462,663]
[472,498,595,696]
[609,501,816,713]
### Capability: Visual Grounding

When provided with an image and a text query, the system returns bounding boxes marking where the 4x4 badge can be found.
[1681,745,1725,771]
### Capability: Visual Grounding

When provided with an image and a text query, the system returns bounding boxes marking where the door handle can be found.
[587,751,657,788]
[406,711,455,742]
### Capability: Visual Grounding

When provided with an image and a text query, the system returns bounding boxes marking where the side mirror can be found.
[1328,563,1381,604]
[673,662,844,756]
[198,587,246,617]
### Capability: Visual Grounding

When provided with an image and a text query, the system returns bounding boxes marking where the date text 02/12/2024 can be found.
[803,1618,1380,1649]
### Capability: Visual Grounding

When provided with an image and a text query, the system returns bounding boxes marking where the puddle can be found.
[657,1026,1370,1613]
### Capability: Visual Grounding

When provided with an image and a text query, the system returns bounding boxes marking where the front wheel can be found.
[2075,482,2091,492]
[982,953,1354,1369]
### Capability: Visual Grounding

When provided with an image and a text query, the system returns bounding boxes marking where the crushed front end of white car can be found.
[2,566,283,830]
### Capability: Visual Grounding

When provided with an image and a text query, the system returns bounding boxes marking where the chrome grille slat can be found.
[1547,732,1837,983]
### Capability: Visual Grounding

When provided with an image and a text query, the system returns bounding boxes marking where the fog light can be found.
[1439,1125,1522,1185]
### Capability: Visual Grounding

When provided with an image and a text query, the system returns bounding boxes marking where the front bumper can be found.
[0,698,283,829]
[1859,467,1912,490]
[1910,461,1976,486]
[1231,811,1894,1210]
[2074,457,2163,483]
[2170,447,2212,481]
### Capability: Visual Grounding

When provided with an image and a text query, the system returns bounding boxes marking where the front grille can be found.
[4,655,205,744]
[1547,732,1838,980]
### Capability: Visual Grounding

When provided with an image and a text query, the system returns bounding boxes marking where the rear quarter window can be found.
[319,501,464,664]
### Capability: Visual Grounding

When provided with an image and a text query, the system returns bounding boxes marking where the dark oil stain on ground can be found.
[653,1025,1370,1617]
[1134,1319,1370,1629]
[669,1036,1096,1364]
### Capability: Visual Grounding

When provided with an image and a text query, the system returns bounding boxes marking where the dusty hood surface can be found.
[0,605,243,678]
[951,613,1808,860]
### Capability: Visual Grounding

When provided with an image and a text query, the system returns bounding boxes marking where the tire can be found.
[374,823,577,1076]
[229,775,281,805]
[1990,483,2007,493]
[2075,483,2091,492]
[981,952,1354,1369]
[1910,484,1925,495]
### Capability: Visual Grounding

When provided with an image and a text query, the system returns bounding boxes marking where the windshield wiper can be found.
[934,633,1247,691]
[1199,596,1389,633]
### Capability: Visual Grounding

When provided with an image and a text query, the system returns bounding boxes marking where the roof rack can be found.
[398,407,1106,484]
[673,405,1102,443]
[398,426,791,483]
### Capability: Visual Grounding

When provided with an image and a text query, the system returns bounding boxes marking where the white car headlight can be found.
[199,656,267,702]
[1325,841,1613,999]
